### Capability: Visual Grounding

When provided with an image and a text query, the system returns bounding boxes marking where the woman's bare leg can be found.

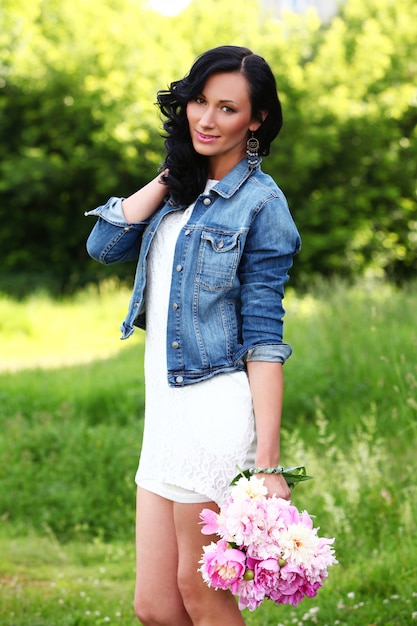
[174,501,246,626]
[134,486,193,626]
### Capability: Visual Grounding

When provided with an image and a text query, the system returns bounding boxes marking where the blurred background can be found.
[1,2,417,624]
[1,0,416,297]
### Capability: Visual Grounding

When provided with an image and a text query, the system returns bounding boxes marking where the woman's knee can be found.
[134,589,191,626]
[134,594,152,625]
[177,567,210,618]
[134,593,165,626]
[178,568,243,624]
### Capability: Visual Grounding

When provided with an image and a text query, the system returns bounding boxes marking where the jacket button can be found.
[176,264,183,272]
[203,197,211,206]
[184,229,191,236]
[172,302,179,310]
[176,375,184,384]
[172,341,179,349]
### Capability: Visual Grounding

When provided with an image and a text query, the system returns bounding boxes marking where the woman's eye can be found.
[195,97,206,104]
[221,105,235,113]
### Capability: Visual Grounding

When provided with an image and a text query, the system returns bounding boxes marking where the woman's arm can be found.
[86,173,169,264]
[239,192,300,500]
[122,172,169,223]
[246,360,291,500]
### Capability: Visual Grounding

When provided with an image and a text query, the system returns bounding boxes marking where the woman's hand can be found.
[261,472,291,500]
[121,172,169,224]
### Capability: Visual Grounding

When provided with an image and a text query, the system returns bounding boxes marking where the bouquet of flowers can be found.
[199,468,337,611]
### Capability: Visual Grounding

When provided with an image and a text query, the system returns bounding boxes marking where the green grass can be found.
[1,278,416,625]
[0,533,138,626]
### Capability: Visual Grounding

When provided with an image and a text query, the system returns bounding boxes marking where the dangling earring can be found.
[246,132,260,169]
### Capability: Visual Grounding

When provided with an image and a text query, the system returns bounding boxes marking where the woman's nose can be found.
[199,107,215,128]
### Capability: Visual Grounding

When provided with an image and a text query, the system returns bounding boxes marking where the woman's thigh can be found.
[134,486,192,625]
[174,501,246,625]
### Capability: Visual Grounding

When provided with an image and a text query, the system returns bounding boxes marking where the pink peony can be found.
[279,522,320,567]
[253,557,281,595]
[269,561,313,606]
[199,474,337,610]
[200,508,221,536]
[236,577,266,611]
[222,497,267,548]
[304,536,338,583]
[231,475,268,502]
[250,498,287,559]
[199,540,246,593]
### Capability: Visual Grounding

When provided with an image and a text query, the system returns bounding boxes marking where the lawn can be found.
[1,278,416,625]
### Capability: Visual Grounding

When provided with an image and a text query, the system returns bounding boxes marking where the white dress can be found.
[135,181,256,505]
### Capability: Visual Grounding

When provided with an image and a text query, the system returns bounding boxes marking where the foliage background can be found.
[1,3,417,622]
[1,0,416,295]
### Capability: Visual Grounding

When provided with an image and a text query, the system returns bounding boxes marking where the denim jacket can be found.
[85,159,301,386]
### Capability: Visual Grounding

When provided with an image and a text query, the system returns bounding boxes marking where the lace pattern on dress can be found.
[135,182,255,505]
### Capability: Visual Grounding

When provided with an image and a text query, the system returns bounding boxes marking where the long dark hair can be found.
[157,45,283,206]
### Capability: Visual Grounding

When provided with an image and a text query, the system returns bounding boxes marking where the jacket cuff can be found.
[245,343,293,364]
[84,196,129,226]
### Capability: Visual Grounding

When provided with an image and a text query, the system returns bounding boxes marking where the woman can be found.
[86,45,301,626]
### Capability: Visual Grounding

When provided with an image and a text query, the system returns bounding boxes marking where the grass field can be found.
[1,278,416,625]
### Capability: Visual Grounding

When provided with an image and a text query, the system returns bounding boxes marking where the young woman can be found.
[86,45,301,626]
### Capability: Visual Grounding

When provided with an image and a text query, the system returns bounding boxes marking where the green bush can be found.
[1,0,416,294]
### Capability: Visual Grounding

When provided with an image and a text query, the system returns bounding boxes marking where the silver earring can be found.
[246,133,260,169]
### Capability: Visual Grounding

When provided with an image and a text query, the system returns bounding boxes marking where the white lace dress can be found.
[135,182,256,505]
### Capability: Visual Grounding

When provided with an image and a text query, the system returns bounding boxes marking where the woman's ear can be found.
[249,110,268,132]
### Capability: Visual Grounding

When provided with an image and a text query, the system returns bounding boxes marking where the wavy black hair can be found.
[157,45,283,206]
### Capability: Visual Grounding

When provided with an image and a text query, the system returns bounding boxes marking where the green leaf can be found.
[230,466,313,491]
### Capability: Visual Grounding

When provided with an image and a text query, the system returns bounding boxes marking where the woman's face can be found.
[186,71,261,179]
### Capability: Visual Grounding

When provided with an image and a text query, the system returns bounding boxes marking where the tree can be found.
[0,0,416,293]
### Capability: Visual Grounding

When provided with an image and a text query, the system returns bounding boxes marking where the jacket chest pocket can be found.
[196,231,241,291]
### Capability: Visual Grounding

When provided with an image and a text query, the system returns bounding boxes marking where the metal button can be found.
[173,302,179,310]
[217,239,224,249]
[172,341,179,349]
[176,264,183,272]
[203,197,211,206]
[176,376,184,384]
[184,229,191,236]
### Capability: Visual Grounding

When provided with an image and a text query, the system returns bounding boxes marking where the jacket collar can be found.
[210,158,260,199]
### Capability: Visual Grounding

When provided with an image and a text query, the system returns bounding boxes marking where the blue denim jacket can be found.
[85,159,301,386]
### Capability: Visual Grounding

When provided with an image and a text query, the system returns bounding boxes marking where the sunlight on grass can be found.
[1,279,417,625]
[0,281,143,371]
[0,534,138,626]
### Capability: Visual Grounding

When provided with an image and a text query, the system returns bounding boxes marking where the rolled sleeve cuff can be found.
[245,343,293,364]
[85,196,141,227]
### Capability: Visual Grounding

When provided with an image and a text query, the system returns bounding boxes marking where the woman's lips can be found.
[195,130,220,144]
